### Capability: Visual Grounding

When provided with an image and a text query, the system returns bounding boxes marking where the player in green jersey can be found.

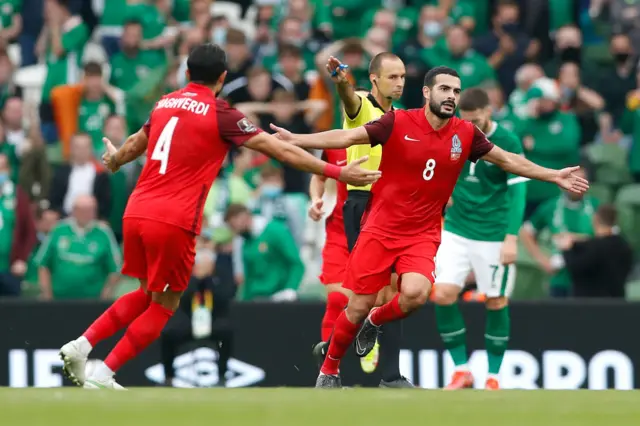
[432,88,527,390]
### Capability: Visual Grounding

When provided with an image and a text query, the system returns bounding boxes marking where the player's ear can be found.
[422,85,430,100]
[218,70,228,86]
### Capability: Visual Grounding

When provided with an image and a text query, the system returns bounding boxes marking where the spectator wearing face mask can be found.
[594,33,637,145]
[395,5,446,108]
[543,25,598,88]
[225,203,303,302]
[519,79,581,217]
[422,25,496,90]
[0,152,36,297]
[473,0,540,96]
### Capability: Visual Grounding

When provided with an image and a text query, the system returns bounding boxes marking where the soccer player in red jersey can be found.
[307,149,350,359]
[57,43,381,390]
[271,66,589,388]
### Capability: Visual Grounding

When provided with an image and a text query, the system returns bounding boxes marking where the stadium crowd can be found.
[0,0,638,302]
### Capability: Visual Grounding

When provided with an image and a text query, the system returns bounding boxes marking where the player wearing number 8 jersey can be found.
[57,43,381,390]
[270,66,589,388]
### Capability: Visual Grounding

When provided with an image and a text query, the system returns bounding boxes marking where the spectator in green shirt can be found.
[110,20,166,92]
[520,80,581,216]
[36,0,89,143]
[0,0,22,46]
[422,25,496,89]
[78,62,127,157]
[260,16,318,75]
[36,194,122,300]
[225,203,304,302]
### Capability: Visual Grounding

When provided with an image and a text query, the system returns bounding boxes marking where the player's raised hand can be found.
[270,123,294,143]
[308,198,325,221]
[101,137,120,173]
[339,155,382,187]
[554,166,589,195]
[326,56,349,83]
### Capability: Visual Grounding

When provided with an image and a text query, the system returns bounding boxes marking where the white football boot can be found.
[59,339,90,386]
[84,376,127,390]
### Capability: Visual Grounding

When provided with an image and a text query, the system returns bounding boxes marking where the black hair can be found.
[423,66,460,88]
[369,52,400,75]
[459,88,490,111]
[596,204,618,227]
[187,43,228,85]
[83,61,103,77]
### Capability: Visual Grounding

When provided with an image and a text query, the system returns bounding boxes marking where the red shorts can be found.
[343,232,439,295]
[121,217,196,293]
[318,231,349,285]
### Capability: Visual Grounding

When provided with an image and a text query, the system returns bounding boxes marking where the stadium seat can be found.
[588,182,614,204]
[585,143,632,187]
[614,184,640,254]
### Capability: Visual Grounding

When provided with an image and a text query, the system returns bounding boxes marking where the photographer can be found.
[159,229,236,387]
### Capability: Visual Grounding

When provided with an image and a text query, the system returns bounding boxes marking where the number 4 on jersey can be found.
[152,117,179,174]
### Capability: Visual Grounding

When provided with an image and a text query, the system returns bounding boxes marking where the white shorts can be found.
[435,230,516,298]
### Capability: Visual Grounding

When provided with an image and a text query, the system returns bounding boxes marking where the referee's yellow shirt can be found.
[343,93,389,191]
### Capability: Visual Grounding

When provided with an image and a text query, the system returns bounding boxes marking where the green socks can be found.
[437,303,511,376]
[485,306,510,376]
[435,303,468,367]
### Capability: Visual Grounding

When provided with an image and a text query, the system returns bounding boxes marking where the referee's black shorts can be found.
[343,190,371,253]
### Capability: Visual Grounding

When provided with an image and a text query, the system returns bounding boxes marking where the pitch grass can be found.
[2,388,639,426]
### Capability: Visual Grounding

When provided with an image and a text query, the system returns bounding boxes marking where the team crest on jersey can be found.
[258,242,268,253]
[450,134,462,161]
[237,118,257,134]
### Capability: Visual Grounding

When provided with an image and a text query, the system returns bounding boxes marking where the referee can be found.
[328,52,413,388]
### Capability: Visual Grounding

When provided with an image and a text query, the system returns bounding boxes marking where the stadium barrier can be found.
[0,300,636,389]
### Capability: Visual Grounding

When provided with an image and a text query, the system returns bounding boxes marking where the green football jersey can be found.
[0,180,17,272]
[78,96,115,155]
[0,0,20,30]
[41,16,89,103]
[34,219,121,299]
[444,122,524,241]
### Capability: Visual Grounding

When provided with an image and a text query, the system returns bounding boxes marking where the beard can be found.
[429,98,456,119]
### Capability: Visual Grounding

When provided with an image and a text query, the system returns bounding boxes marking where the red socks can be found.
[83,288,151,346]
[104,302,174,372]
[320,311,359,375]
[369,293,407,326]
[321,292,349,341]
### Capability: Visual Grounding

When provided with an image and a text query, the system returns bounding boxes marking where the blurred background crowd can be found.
[1,0,640,304]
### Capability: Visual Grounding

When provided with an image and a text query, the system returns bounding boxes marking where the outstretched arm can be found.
[270,108,396,150]
[269,124,371,149]
[470,126,589,194]
[110,128,149,169]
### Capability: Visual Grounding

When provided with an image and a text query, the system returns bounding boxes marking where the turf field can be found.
[2,388,639,426]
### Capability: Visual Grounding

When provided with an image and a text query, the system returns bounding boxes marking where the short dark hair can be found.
[596,204,618,227]
[278,43,302,59]
[53,0,70,8]
[124,19,142,27]
[369,52,400,75]
[224,203,250,222]
[423,66,460,87]
[495,0,519,14]
[187,43,228,85]
[226,28,247,45]
[459,88,490,111]
[83,62,103,77]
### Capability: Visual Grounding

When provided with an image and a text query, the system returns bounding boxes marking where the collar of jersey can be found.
[367,93,392,113]
[485,121,498,138]
[418,106,454,136]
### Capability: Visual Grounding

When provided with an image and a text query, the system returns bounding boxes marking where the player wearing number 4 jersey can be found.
[271,66,589,389]
[434,88,527,391]
[57,43,380,390]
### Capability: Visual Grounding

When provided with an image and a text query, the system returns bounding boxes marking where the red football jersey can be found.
[362,108,493,241]
[321,148,347,234]
[124,82,262,234]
